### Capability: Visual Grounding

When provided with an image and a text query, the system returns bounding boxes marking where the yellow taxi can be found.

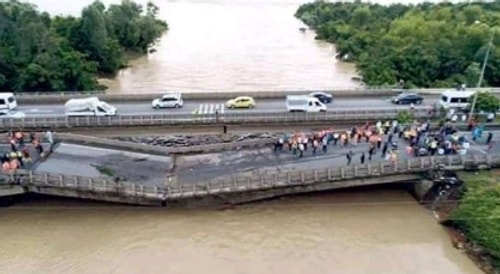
[225,96,256,109]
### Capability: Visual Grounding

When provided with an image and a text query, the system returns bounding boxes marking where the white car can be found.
[152,93,183,109]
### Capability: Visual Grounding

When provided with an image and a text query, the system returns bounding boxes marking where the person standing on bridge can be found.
[368,146,375,161]
[312,139,319,155]
[45,130,54,153]
[346,151,353,166]
[322,136,328,153]
[332,132,339,146]
[382,142,388,158]
[360,152,365,165]
[487,132,493,145]
[298,142,304,158]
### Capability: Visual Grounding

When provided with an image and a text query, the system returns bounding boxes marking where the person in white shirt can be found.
[487,112,495,123]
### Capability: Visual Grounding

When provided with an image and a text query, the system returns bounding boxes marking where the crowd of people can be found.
[273,120,404,165]
[273,118,494,166]
[1,130,54,175]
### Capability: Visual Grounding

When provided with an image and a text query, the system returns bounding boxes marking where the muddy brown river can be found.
[30,0,360,93]
[0,188,482,274]
[5,0,484,273]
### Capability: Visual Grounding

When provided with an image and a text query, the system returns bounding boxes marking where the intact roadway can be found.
[16,96,440,117]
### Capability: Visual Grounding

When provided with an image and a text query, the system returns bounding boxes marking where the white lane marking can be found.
[197,104,225,114]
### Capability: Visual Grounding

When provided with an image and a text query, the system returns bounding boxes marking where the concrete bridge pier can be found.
[412,180,436,202]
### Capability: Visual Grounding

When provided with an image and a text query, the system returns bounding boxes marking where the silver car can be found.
[152,93,184,109]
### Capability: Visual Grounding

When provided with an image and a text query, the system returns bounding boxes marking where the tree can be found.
[470,91,500,113]
[396,110,414,124]
[295,1,500,88]
[0,0,168,92]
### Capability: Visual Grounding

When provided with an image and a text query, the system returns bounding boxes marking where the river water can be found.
[4,1,483,273]
[31,0,360,93]
[0,188,482,274]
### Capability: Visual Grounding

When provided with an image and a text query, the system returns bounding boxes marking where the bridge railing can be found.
[0,109,433,129]
[8,154,496,200]
[23,171,162,199]
[166,154,496,198]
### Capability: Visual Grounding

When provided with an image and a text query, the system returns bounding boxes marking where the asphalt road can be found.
[13,96,441,117]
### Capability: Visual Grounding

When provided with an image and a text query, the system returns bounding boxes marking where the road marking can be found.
[196,104,225,114]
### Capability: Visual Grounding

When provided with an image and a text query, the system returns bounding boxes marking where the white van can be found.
[64,97,117,117]
[0,92,17,112]
[286,95,327,112]
[439,90,475,109]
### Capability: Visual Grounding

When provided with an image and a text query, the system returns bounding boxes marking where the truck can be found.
[64,97,117,117]
[286,95,327,112]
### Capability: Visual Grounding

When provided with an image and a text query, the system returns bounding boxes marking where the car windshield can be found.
[398,93,413,98]
[100,103,113,111]
[312,92,327,97]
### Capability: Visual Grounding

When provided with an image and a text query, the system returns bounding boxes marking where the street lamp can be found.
[468,27,495,120]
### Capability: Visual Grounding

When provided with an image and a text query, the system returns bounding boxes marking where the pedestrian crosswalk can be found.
[194,103,225,114]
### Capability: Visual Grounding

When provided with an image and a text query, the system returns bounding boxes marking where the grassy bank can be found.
[448,171,500,273]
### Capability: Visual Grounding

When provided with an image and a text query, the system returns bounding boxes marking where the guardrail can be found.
[12,87,500,104]
[0,109,433,129]
[7,154,497,204]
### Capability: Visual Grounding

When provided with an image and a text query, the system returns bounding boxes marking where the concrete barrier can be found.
[0,109,433,129]
[13,87,500,104]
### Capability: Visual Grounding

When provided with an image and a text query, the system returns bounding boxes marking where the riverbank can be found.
[432,171,500,274]
[97,50,157,90]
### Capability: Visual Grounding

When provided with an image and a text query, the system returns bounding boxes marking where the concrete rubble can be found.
[112,132,280,147]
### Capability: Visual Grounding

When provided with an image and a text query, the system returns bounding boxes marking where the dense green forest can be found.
[295,1,500,88]
[0,0,167,92]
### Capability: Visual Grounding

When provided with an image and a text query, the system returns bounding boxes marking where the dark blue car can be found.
[391,93,424,105]
[309,92,333,104]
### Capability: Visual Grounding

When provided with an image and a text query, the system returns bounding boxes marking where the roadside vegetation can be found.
[471,91,500,113]
[450,171,500,273]
[295,1,500,88]
[0,0,168,92]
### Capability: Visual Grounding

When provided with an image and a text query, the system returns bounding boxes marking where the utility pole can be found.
[469,33,495,120]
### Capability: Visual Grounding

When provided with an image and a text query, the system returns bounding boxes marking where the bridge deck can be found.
[0,185,25,197]
[30,130,494,186]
